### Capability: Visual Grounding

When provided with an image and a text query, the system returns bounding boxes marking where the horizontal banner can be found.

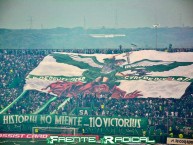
[0,115,147,129]
[24,51,193,99]
[167,138,193,145]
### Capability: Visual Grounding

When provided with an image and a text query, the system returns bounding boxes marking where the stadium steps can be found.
[33,96,57,114]
[0,90,27,114]
[50,97,71,114]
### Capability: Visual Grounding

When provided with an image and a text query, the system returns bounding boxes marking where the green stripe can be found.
[51,97,70,114]
[0,90,27,114]
[77,55,104,65]
[33,96,57,114]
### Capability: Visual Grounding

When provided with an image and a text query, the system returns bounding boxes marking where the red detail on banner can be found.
[42,81,142,99]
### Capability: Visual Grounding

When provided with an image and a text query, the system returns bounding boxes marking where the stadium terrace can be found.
[0,49,193,145]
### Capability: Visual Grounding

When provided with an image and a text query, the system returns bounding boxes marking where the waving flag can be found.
[24,50,193,99]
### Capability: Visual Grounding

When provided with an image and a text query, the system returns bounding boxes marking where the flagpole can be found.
[153,24,160,49]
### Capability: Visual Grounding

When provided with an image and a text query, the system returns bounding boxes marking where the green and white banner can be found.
[1,114,147,129]
[24,50,193,99]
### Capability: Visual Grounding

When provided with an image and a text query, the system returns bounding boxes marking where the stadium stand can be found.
[0,48,193,144]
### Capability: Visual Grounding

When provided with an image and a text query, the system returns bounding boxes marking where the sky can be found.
[0,0,193,29]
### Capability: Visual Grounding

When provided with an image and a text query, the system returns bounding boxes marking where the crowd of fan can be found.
[67,93,193,136]
[0,49,193,137]
[40,94,76,115]
[67,93,193,119]
[0,50,45,111]
[1,47,193,55]
[9,90,53,114]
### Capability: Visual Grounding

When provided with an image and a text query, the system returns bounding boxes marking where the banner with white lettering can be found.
[0,115,148,135]
[0,115,147,129]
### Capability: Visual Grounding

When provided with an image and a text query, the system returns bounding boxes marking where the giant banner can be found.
[25,50,193,99]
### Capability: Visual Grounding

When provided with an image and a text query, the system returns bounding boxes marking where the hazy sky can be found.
[0,0,193,29]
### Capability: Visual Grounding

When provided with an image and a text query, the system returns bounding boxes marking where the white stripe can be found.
[29,55,86,76]
[118,80,190,99]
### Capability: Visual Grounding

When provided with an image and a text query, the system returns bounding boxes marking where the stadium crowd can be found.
[8,91,54,114]
[0,50,45,111]
[66,94,193,137]
[0,49,193,138]
[67,94,193,123]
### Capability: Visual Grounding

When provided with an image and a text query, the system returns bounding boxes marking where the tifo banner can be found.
[167,137,193,145]
[0,115,147,129]
[24,50,193,99]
